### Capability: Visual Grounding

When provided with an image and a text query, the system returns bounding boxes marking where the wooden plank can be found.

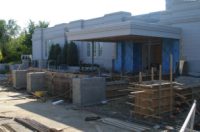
[2,124,16,132]
[130,91,144,94]
[151,67,154,81]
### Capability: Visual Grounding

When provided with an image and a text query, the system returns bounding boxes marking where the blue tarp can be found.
[114,39,179,74]
[114,41,142,73]
[162,38,180,74]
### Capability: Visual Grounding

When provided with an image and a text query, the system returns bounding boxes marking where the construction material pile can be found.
[128,80,173,119]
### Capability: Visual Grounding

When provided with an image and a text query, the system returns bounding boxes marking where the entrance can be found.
[142,44,162,73]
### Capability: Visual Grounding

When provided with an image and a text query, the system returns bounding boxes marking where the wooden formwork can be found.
[106,80,129,99]
[28,68,88,99]
[174,85,200,111]
[45,71,87,99]
[129,80,174,118]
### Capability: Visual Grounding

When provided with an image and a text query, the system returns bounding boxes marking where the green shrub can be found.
[48,44,62,68]
[62,42,68,65]
[67,41,79,66]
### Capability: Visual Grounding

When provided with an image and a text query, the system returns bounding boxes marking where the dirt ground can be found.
[1,74,200,132]
[0,78,140,132]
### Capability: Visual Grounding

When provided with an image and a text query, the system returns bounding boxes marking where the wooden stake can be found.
[151,67,154,81]
[139,72,142,84]
[92,41,94,71]
[159,65,162,81]
[158,65,162,117]
[170,54,173,114]
[170,54,173,82]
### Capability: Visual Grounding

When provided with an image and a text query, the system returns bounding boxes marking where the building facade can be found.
[32,0,200,74]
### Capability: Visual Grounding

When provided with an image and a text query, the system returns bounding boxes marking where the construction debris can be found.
[85,116,101,121]
[52,100,64,105]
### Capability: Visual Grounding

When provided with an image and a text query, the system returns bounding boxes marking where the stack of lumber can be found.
[14,118,59,132]
[174,76,200,114]
[100,117,150,131]
[128,80,174,119]
[174,84,200,115]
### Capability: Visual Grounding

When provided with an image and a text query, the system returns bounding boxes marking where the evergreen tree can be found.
[67,41,79,66]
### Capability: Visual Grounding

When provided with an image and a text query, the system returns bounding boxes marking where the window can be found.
[45,40,48,57]
[87,43,91,56]
[94,43,97,56]
[98,42,103,56]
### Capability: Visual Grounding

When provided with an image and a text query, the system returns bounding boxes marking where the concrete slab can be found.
[27,72,46,92]
[73,77,106,106]
[12,70,28,89]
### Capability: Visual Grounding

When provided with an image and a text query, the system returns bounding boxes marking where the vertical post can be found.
[158,65,162,117]
[170,54,173,82]
[139,72,142,84]
[148,42,151,72]
[92,41,94,71]
[159,65,162,81]
[170,54,173,114]
[151,67,154,81]
[120,43,123,78]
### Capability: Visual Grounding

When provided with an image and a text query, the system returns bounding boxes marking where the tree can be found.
[0,20,8,45]
[54,44,62,66]
[0,50,3,62]
[5,33,28,63]
[67,41,79,66]
[48,44,62,68]
[23,20,49,54]
[48,44,55,61]
[38,21,49,28]
[62,42,68,65]
[0,20,20,61]
[6,19,20,38]
[0,19,49,63]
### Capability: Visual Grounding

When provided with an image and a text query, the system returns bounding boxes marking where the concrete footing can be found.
[12,70,28,89]
[27,72,46,92]
[72,77,106,106]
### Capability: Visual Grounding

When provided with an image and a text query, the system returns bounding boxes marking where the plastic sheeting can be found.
[162,38,180,74]
[114,41,142,73]
[114,39,179,74]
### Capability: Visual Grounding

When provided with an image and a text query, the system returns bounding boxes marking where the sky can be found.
[0,0,165,28]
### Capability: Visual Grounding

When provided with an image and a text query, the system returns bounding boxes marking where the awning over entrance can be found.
[66,21,181,75]
[66,21,181,42]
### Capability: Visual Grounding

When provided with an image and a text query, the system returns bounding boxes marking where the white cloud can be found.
[0,0,165,28]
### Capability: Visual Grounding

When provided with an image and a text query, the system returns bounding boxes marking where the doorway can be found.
[142,44,162,72]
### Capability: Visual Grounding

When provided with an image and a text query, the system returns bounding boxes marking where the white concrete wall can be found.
[163,0,200,73]
[68,12,131,31]
[32,29,43,60]
[32,4,200,72]
[171,22,200,73]
[32,24,67,67]
[32,12,130,69]
[77,41,115,69]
